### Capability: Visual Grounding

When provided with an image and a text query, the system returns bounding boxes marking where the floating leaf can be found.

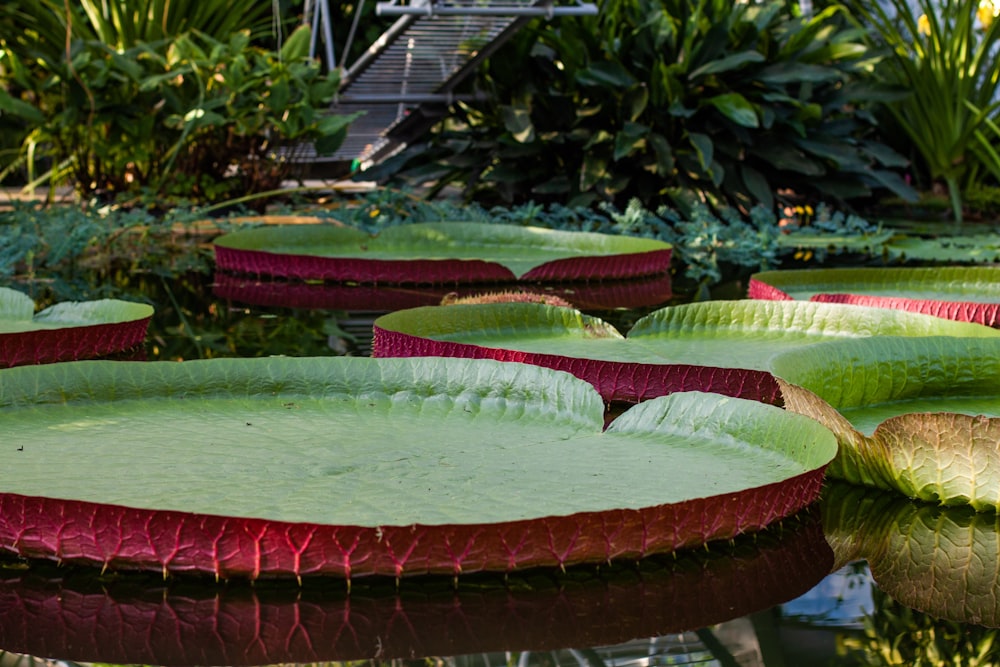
[774,336,1000,510]
[373,300,995,405]
[0,287,153,367]
[0,356,835,579]
[214,222,672,283]
[750,266,1000,327]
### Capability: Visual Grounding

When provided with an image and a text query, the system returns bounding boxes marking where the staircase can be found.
[304,0,597,172]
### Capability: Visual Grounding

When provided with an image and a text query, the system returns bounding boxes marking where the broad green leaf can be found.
[756,62,842,84]
[575,61,637,88]
[740,165,773,210]
[0,89,46,124]
[886,235,1000,264]
[279,24,312,61]
[0,287,152,335]
[501,105,535,143]
[580,154,608,190]
[823,482,1000,626]
[750,266,1000,327]
[688,51,766,79]
[774,336,1000,510]
[373,300,996,404]
[613,121,648,160]
[0,357,836,577]
[705,93,759,128]
[213,222,671,281]
[751,265,1000,302]
[688,132,714,171]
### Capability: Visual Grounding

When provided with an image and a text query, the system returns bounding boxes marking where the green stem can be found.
[946,175,963,229]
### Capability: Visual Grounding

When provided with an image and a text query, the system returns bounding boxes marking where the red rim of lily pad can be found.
[749,266,1000,327]
[0,289,153,367]
[0,357,834,580]
[213,222,673,283]
[212,271,674,312]
[0,508,830,663]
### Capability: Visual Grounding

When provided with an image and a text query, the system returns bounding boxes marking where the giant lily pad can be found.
[0,511,831,663]
[372,300,998,405]
[773,336,1000,510]
[0,356,835,580]
[749,266,1000,327]
[0,287,153,367]
[213,222,672,283]
[823,481,1000,628]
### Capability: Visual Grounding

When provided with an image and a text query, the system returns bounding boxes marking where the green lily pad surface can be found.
[0,356,835,580]
[749,266,1000,327]
[373,300,997,404]
[774,336,1000,511]
[823,482,1000,627]
[213,222,672,283]
[0,287,153,367]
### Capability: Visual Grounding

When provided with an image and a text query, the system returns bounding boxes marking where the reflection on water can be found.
[6,274,1000,665]
[0,509,829,665]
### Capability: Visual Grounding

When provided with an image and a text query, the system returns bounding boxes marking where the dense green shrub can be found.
[0,1,358,205]
[369,0,915,212]
[0,26,357,205]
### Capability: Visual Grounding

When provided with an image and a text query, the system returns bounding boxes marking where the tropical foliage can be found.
[846,0,1000,224]
[369,0,915,212]
[0,3,358,205]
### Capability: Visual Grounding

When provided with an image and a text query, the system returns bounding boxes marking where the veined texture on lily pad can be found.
[822,481,1000,628]
[0,510,831,663]
[750,266,1000,327]
[213,221,672,283]
[773,336,1000,511]
[372,299,998,405]
[0,286,153,367]
[0,356,835,580]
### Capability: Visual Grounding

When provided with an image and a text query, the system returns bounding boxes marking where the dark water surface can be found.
[2,270,996,666]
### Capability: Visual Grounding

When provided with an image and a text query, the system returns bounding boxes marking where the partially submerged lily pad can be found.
[749,266,1000,327]
[213,222,672,283]
[0,356,835,579]
[373,300,997,405]
[823,481,1000,627]
[0,510,831,663]
[0,287,153,367]
[773,336,1000,511]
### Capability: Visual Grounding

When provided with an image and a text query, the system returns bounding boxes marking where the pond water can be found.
[2,270,999,666]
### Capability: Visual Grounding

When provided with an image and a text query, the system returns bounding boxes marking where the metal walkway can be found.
[303,0,596,172]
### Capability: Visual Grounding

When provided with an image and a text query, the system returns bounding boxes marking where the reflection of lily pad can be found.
[213,271,674,312]
[0,287,153,367]
[213,222,672,283]
[823,481,1000,627]
[774,336,1000,510]
[750,266,1000,327]
[0,356,835,579]
[373,300,996,404]
[0,510,831,663]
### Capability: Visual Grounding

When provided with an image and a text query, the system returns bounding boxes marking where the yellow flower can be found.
[917,14,931,35]
[980,0,999,29]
